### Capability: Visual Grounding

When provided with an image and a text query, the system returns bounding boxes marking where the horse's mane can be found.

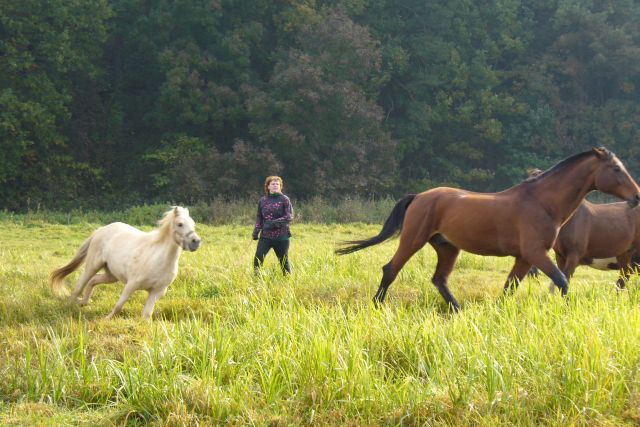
[523,148,612,183]
[156,206,187,240]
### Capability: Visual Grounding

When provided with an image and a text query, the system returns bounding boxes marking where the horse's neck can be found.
[530,159,596,224]
[149,228,181,260]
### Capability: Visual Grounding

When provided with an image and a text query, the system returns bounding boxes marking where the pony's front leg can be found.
[502,257,532,295]
[106,281,138,319]
[141,287,168,319]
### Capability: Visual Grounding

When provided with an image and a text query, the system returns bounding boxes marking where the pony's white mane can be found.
[156,206,189,239]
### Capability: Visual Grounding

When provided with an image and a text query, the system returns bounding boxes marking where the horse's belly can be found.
[586,257,619,270]
[440,233,511,257]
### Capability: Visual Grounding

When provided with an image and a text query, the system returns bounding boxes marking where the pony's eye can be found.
[178,223,183,227]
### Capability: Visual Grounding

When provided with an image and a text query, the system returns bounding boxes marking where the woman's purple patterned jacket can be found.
[253,194,293,239]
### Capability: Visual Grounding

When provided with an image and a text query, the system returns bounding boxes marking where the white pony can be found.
[50,206,201,319]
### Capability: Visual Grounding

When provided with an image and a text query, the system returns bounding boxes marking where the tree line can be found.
[2,0,639,210]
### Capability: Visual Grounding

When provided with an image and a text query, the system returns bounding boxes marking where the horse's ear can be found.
[592,147,610,159]
[527,168,543,178]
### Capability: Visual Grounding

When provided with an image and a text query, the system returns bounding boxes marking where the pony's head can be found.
[591,147,640,208]
[159,206,201,251]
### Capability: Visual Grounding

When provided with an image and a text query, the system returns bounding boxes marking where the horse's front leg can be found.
[524,251,568,296]
[106,281,139,319]
[502,257,532,295]
[141,287,168,319]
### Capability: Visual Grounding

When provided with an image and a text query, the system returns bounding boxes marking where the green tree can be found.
[246,5,396,195]
[0,0,110,209]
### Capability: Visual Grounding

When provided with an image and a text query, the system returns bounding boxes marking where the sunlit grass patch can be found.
[2,221,640,425]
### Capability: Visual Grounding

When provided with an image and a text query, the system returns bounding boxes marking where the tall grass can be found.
[2,220,640,425]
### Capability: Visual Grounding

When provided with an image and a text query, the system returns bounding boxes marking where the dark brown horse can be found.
[336,148,640,310]
[551,200,640,289]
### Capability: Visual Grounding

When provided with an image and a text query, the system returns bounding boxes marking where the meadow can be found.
[2,215,640,426]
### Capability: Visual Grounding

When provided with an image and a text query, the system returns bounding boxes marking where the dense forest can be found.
[2,0,639,210]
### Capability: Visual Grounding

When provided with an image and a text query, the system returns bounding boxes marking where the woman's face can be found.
[268,179,282,194]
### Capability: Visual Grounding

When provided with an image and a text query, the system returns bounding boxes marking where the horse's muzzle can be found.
[628,194,640,208]
[188,237,201,251]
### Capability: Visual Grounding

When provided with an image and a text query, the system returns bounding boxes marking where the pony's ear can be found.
[173,206,180,216]
[592,147,610,159]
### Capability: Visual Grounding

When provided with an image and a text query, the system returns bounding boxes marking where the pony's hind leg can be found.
[503,257,532,294]
[79,271,117,306]
[70,257,105,301]
[430,240,461,311]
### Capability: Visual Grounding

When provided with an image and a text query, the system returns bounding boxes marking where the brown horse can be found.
[336,148,640,310]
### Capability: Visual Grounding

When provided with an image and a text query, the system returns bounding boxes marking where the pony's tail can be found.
[335,194,416,255]
[49,236,92,296]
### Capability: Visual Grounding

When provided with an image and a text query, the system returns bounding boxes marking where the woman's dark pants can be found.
[254,238,291,274]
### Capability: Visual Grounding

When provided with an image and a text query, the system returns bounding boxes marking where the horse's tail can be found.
[335,194,416,255]
[49,236,92,296]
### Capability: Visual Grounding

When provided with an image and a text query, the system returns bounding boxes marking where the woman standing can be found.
[252,176,294,274]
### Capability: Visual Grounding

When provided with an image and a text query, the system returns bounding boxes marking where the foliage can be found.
[2,0,640,209]
[0,0,111,210]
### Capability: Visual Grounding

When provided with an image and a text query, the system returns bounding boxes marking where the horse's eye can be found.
[178,223,183,227]
[614,167,621,172]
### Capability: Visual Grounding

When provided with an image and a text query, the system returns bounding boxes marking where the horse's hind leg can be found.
[79,270,117,306]
[430,241,461,311]
[70,256,105,301]
[503,257,532,294]
[373,230,431,305]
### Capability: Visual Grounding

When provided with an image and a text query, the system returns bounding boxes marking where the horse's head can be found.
[170,206,201,251]
[592,147,640,208]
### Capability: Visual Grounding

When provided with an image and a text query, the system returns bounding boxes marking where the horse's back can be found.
[407,187,526,255]
[413,187,519,221]
[91,222,147,254]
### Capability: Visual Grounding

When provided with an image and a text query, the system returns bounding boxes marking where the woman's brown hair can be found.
[264,176,283,195]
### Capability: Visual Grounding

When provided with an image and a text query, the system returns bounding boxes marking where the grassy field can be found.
[2,218,640,425]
